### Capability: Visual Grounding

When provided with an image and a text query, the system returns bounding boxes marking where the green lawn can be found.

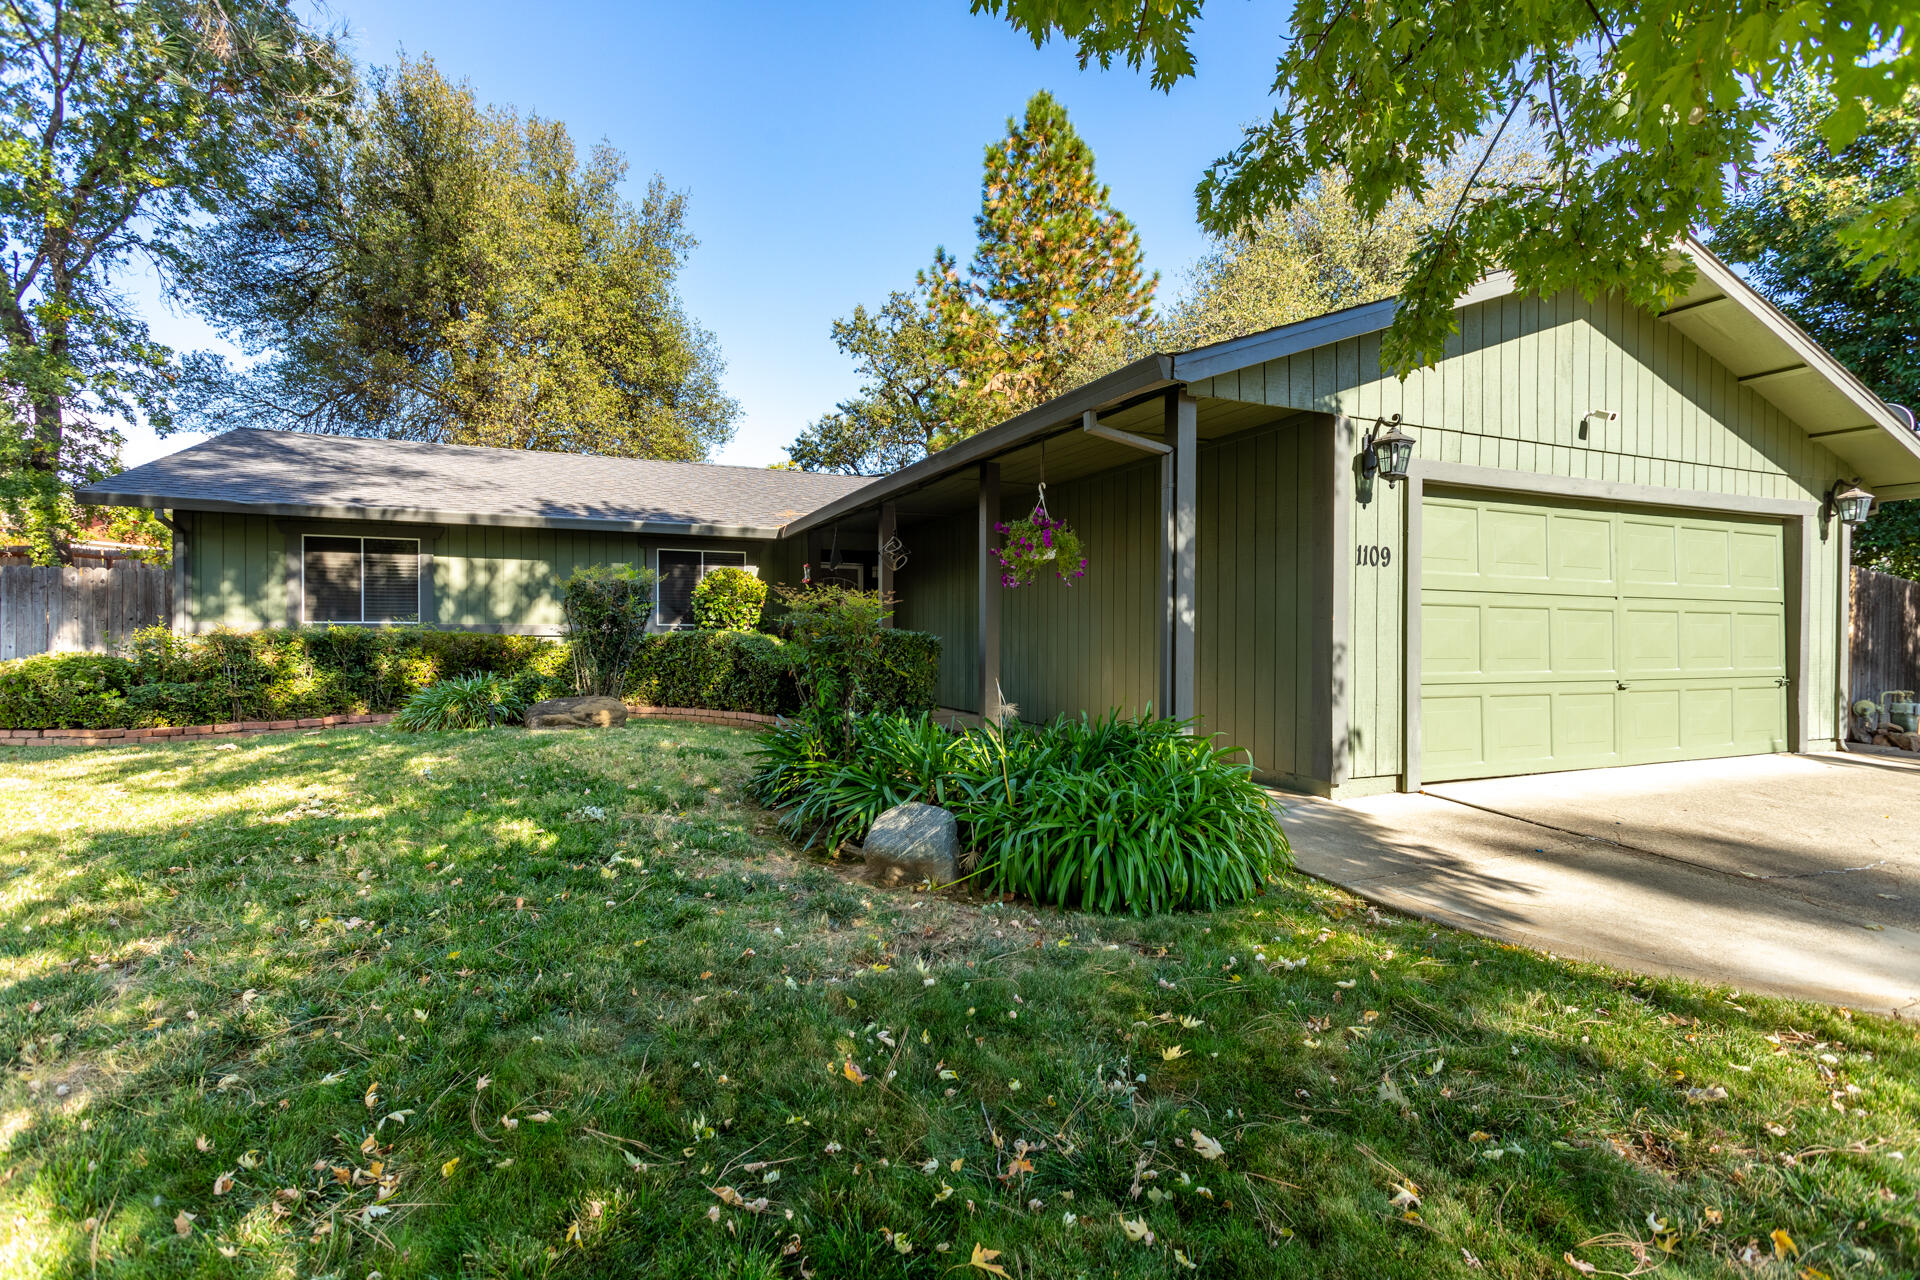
[1,724,1914,1279]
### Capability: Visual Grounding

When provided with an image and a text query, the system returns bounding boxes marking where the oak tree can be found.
[180,57,739,460]
[0,0,349,561]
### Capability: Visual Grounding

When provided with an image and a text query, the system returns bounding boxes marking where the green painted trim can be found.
[1328,414,1353,787]
[1415,461,1817,518]
[1329,774,1401,800]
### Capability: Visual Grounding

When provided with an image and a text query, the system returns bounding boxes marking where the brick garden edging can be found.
[625,705,779,728]
[0,713,394,749]
[0,705,777,749]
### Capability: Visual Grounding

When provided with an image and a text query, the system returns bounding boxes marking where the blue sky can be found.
[121,0,1293,468]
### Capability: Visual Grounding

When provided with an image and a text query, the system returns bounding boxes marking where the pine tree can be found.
[925,91,1154,434]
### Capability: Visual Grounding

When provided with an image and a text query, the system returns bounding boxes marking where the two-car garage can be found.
[1419,491,1790,782]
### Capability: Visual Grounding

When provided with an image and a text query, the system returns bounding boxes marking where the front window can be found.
[656,549,749,627]
[302,535,421,624]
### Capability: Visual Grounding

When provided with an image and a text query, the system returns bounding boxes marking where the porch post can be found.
[977,462,1001,720]
[1168,393,1198,721]
[877,501,897,626]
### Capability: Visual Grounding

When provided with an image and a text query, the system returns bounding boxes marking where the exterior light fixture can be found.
[1826,480,1874,528]
[1362,414,1416,486]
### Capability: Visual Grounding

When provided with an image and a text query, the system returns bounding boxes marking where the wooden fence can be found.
[0,561,171,659]
[1851,566,1920,708]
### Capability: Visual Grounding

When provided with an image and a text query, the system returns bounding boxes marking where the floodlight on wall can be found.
[1825,480,1874,528]
[1361,414,1416,486]
[1580,408,1618,440]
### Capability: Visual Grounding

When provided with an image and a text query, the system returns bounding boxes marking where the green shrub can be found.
[773,585,941,750]
[394,673,528,731]
[863,629,940,717]
[692,566,769,631]
[628,631,795,715]
[503,643,575,709]
[753,710,1289,913]
[0,653,134,729]
[1,626,564,729]
[561,564,656,698]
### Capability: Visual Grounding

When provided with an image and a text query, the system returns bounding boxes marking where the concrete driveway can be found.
[1278,750,1920,1020]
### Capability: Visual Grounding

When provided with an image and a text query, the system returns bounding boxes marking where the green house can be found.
[82,243,1920,795]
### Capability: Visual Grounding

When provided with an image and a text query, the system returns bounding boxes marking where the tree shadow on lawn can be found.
[1,730,1916,1279]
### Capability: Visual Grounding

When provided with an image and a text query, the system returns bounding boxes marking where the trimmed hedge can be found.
[623,628,940,719]
[0,623,943,729]
[0,627,566,730]
[628,631,796,716]
[857,628,941,717]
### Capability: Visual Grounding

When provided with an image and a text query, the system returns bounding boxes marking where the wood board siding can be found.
[1189,288,1853,784]
[1196,418,1331,784]
[186,515,781,635]
[999,457,1159,724]
[187,512,285,630]
[894,511,978,713]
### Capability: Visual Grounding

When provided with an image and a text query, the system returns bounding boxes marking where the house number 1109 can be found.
[1356,544,1392,567]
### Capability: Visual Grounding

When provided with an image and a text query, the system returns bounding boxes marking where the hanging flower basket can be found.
[995,489,1086,587]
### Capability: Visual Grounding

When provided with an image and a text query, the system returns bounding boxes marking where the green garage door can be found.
[1420,492,1788,782]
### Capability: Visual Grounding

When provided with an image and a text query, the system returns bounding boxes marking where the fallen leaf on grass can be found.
[442,1157,460,1178]
[1772,1228,1798,1260]
[1190,1130,1225,1161]
[842,1060,869,1085]
[1119,1215,1156,1245]
[195,1135,213,1153]
[1563,1253,1597,1275]
[1161,1045,1187,1061]
[967,1243,1011,1276]
[173,1211,195,1236]
[711,1185,770,1213]
[213,1172,234,1196]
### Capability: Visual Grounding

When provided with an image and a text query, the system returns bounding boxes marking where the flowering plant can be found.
[995,500,1086,587]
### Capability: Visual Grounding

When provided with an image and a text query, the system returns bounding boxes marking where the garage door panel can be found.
[1678,610,1735,672]
[1733,609,1784,671]
[1734,685,1787,747]
[1422,492,1786,783]
[1422,696,1484,770]
[1484,693,1553,764]
[1482,508,1551,580]
[1553,692,1618,760]
[1621,520,1678,586]
[1554,607,1616,672]
[1421,603,1483,675]
[1677,525,1732,589]
[1731,529,1782,591]
[1680,686,1736,749]
[1550,515,1613,583]
[1622,688,1682,757]
[1484,605,1552,674]
[1623,607,1681,673]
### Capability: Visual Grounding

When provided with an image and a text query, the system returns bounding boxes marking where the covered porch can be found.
[779,357,1331,787]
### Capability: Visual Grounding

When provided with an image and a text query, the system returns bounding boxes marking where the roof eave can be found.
[71,490,788,541]
[778,353,1178,538]
[1683,247,1920,432]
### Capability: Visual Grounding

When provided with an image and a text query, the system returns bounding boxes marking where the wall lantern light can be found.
[1826,480,1874,528]
[1362,414,1417,486]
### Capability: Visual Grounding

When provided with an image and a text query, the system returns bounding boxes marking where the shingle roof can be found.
[74,429,874,537]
